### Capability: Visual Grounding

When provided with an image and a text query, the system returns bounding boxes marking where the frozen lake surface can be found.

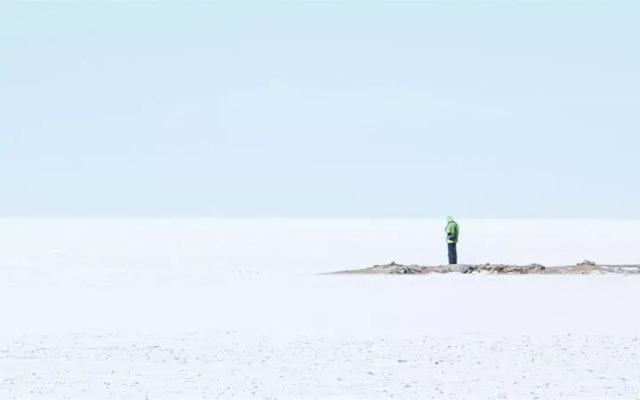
[2,219,640,399]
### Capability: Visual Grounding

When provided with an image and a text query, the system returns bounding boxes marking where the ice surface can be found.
[2,219,640,399]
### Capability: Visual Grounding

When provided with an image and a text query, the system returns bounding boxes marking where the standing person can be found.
[445,216,459,264]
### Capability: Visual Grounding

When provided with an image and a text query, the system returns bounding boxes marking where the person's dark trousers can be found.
[448,243,457,264]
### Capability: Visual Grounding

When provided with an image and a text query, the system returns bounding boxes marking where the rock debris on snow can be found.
[330,261,640,275]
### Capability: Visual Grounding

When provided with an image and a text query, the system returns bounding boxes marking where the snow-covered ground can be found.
[2,219,640,399]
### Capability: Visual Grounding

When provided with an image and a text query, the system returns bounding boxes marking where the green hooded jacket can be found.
[445,216,459,244]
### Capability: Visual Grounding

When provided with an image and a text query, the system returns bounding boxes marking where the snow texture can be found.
[2,219,640,399]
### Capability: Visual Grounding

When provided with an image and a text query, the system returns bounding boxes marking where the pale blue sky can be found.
[1,1,638,217]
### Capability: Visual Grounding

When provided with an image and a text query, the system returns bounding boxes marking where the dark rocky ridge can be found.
[330,260,640,275]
